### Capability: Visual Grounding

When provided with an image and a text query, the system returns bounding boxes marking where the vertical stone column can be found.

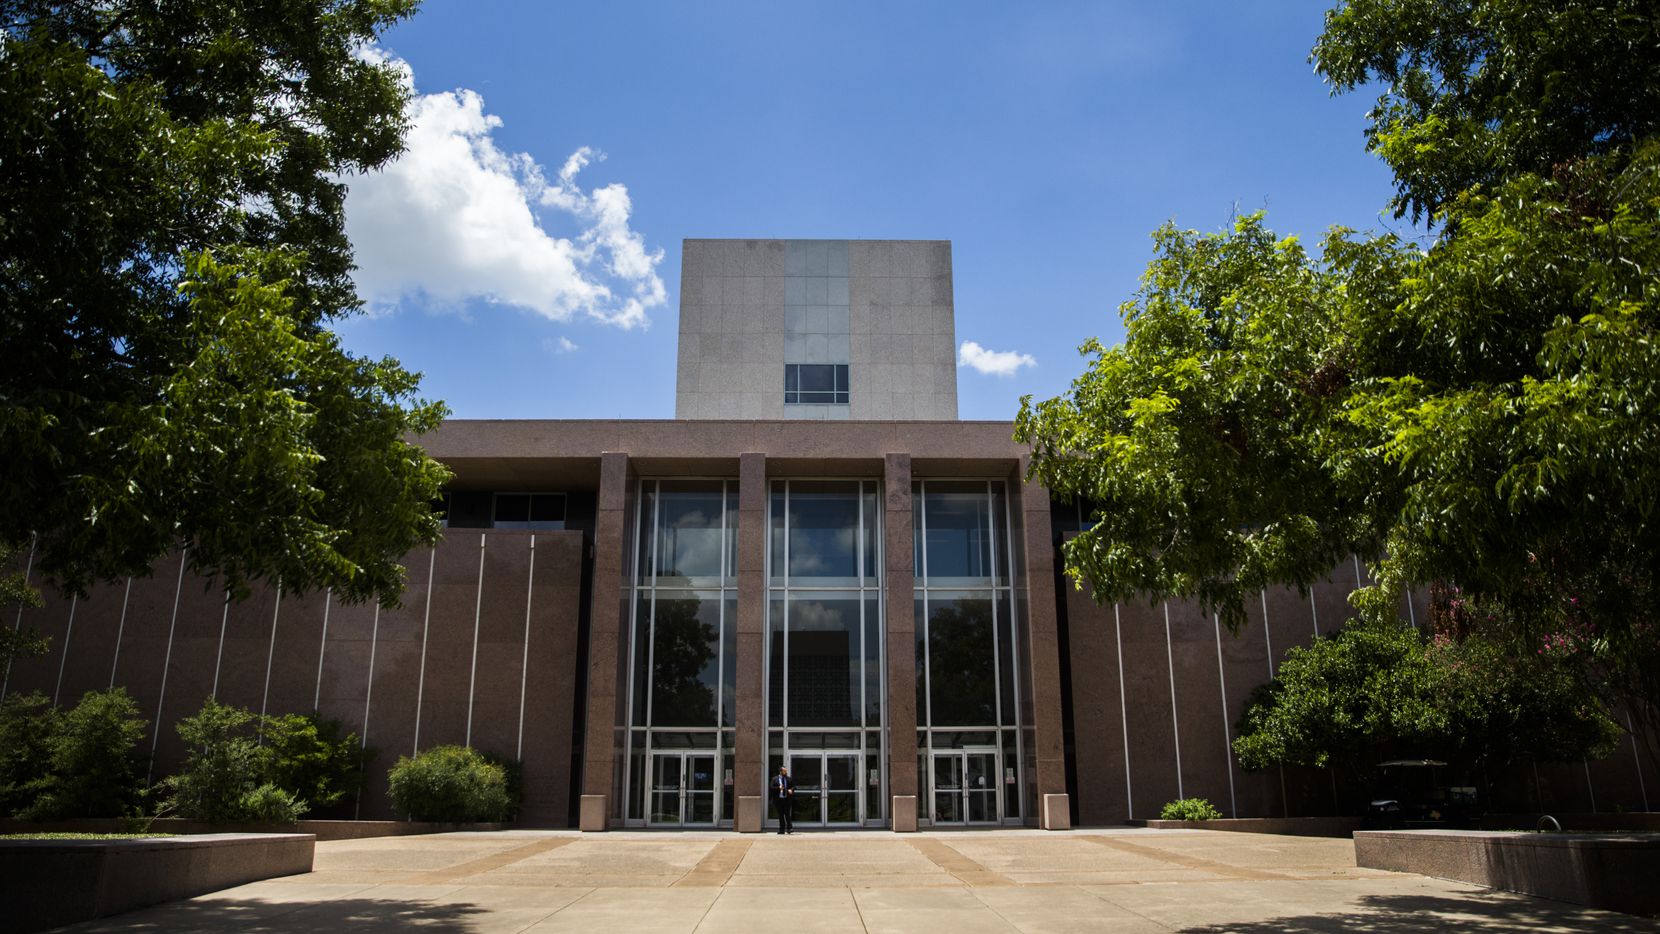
[733,452,767,832]
[580,451,632,831]
[883,453,919,831]
[1016,463,1071,829]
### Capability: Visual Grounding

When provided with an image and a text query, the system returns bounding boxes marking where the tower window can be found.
[785,364,849,404]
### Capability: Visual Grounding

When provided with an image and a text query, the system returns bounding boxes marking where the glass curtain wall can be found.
[914,480,1023,825]
[765,480,885,826]
[623,480,738,826]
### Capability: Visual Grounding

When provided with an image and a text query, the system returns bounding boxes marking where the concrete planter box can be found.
[1355,829,1660,916]
[1479,812,1660,833]
[1,832,314,933]
[1130,817,1363,837]
[0,817,505,841]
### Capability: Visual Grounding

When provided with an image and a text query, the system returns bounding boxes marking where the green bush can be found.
[261,712,368,814]
[0,692,57,817]
[387,746,514,823]
[1160,798,1223,821]
[0,689,146,819]
[238,783,305,823]
[159,699,363,822]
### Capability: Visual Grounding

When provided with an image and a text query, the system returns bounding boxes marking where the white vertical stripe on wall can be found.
[313,589,332,713]
[1584,759,1598,812]
[109,578,133,688]
[260,584,282,718]
[0,535,38,700]
[412,548,437,755]
[1628,713,1651,811]
[1262,589,1288,818]
[465,534,486,748]
[53,595,78,705]
[148,551,190,780]
[517,535,537,761]
[1353,555,1364,590]
[357,602,381,821]
[1163,601,1184,800]
[211,590,230,699]
[1309,589,1320,638]
[1404,586,1416,627]
[1213,613,1237,817]
[1114,603,1133,820]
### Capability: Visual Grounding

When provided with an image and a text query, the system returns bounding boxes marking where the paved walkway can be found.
[61,829,1656,932]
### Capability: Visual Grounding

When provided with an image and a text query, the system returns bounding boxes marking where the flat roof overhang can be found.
[419,419,1027,491]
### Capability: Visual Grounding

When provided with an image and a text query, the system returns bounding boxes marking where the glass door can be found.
[964,750,998,824]
[649,753,684,824]
[931,752,965,824]
[685,754,717,824]
[789,754,824,826]
[930,748,1000,825]
[824,753,861,825]
[649,752,718,826]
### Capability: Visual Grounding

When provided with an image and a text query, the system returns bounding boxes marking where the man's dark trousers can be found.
[774,793,793,834]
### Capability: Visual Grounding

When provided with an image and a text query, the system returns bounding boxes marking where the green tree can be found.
[1233,616,1619,796]
[0,0,448,608]
[1017,0,1660,772]
[26,688,147,819]
[0,688,147,819]
[0,692,57,816]
[158,698,361,821]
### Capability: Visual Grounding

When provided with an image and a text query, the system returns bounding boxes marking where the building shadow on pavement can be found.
[67,897,490,932]
[1176,893,1659,933]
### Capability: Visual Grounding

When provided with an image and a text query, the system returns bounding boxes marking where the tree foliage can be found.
[158,698,364,822]
[0,689,147,819]
[386,745,515,823]
[1233,616,1619,785]
[1017,0,1660,768]
[0,0,448,607]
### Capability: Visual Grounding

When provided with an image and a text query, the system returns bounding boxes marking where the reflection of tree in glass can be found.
[651,596,718,726]
[928,599,997,725]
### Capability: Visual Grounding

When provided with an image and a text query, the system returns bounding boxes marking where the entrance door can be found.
[786,752,864,826]
[930,748,1000,825]
[649,752,717,826]
[788,754,822,826]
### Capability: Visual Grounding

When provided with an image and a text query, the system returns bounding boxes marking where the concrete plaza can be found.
[59,828,1655,932]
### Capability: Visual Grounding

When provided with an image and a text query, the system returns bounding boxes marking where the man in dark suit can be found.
[773,765,795,834]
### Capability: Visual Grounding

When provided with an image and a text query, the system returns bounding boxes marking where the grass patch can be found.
[0,832,176,840]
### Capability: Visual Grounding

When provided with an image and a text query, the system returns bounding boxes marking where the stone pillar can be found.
[580,451,632,830]
[734,452,767,832]
[884,453,918,831]
[1016,462,1070,829]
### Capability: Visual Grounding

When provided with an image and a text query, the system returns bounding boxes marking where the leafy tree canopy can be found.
[1233,615,1619,784]
[1,0,448,607]
[1016,0,1660,758]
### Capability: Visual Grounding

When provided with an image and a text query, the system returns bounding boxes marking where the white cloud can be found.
[343,49,665,329]
[958,340,1036,377]
[543,336,578,354]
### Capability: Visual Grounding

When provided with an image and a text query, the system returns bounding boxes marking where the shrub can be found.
[0,692,57,817]
[238,783,305,823]
[0,689,146,820]
[261,712,368,814]
[387,746,514,823]
[28,689,147,819]
[1160,798,1223,821]
[160,698,267,822]
[159,699,363,822]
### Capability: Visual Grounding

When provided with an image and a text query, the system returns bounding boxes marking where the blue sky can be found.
[334,1,1402,421]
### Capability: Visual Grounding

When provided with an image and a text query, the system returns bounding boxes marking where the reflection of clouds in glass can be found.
[790,599,858,631]
[660,502,724,578]
[789,528,857,577]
